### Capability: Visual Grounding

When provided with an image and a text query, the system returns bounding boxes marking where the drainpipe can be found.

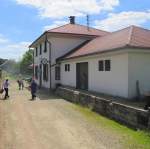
[29,47,35,79]
[45,33,52,90]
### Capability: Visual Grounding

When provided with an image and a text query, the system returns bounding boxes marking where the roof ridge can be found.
[47,23,70,31]
[74,23,110,33]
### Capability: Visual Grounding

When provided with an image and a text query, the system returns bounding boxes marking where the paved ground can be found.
[0,81,123,149]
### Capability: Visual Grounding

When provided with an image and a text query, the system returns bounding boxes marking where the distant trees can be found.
[19,49,33,75]
[0,58,7,65]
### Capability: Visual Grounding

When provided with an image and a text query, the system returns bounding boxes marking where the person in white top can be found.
[3,79,10,99]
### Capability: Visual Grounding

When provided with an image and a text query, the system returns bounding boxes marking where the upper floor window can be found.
[40,44,42,55]
[55,66,60,80]
[44,41,47,53]
[98,60,111,71]
[65,64,70,72]
[35,47,38,57]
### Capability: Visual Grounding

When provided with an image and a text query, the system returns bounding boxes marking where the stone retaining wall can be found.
[55,86,150,130]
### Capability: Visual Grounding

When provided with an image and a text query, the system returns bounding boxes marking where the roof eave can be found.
[59,45,150,62]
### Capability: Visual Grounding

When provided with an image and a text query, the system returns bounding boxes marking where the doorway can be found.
[76,62,88,90]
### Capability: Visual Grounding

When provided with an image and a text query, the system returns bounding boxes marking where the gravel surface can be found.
[0,81,124,149]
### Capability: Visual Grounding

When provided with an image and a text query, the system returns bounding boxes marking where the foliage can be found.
[0,58,7,65]
[20,49,33,75]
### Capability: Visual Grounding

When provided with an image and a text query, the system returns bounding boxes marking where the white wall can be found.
[61,52,129,98]
[128,51,150,98]
[33,35,86,88]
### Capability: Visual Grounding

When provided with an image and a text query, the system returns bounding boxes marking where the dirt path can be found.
[0,81,123,149]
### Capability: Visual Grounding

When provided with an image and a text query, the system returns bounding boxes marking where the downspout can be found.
[32,49,34,78]
[45,33,52,90]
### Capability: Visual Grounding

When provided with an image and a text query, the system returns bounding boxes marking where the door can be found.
[76,62,88,90]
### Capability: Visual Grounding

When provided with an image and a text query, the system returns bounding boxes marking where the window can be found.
[65,64,70,71]
[105,60,111,71]
[44,41,47,52]
[55,66,60,80]
[35,66,38,79]
[43,64,48,81]
[98,60,111,71]
[98,60,104,71]
[40,44,42,55]
[35,47,38,57]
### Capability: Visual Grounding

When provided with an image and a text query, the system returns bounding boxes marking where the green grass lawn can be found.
[72,104,150,149]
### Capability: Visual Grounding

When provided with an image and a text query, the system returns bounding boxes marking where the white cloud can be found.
[94,11,150,31]
[15,0,119,18]
[0,34,31,60]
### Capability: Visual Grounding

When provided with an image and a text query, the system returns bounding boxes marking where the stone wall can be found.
[55,86,150,130]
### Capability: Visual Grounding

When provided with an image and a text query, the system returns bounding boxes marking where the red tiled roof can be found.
[63,26,150,60]
[47,23,109,37]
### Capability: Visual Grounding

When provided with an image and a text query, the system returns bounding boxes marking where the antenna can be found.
[87,14,90,31]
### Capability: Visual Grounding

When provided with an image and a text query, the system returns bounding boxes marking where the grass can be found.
[72,104,150,149]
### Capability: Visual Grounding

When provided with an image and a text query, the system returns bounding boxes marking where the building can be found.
[30,16,150,99]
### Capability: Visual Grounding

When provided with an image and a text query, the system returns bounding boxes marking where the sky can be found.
[0,0,150,60]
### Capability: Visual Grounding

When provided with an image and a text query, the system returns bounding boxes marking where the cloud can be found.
[94,10,150,31]
[15,0,119,18]
[0,34,31,60]
[43,20,68,31]
[0,34,9,44]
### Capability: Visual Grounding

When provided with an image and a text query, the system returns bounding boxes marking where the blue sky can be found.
[0,0,150,60]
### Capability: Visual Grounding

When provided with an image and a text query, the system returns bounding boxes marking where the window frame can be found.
[65,64,70,72]
[39,44,42,55]
[105,60,111,71]
[35,47,38,57]
[35,66,38,79]
[98,60,104,71]
[43,64,48,81]
[44,41,47,53]
[55,66,60,80]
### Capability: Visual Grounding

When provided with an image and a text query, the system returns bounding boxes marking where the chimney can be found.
[69,16,75,24]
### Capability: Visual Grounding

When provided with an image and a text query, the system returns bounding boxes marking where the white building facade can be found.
[30,19,150,99]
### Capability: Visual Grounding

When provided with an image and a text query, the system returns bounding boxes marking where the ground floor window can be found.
[35,66,38,79]
[65,64,70,71]
[43,64,48,81]
[55,66,60,80]
[98,59,111,71]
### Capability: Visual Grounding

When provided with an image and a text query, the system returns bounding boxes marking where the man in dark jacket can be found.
[30,79,37,100]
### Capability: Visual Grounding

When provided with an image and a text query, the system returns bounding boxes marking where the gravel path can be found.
[0,81,123,149]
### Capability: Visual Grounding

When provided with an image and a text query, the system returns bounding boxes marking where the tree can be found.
[20,49,33,75]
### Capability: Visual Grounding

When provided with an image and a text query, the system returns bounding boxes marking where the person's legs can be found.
[4,88,8,99]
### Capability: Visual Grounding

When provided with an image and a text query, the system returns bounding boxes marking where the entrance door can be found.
[76,62,88,90]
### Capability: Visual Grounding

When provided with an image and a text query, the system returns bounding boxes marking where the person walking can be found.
[17,80,21,90]
[3,79,10,99]
[30,79,37,100]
